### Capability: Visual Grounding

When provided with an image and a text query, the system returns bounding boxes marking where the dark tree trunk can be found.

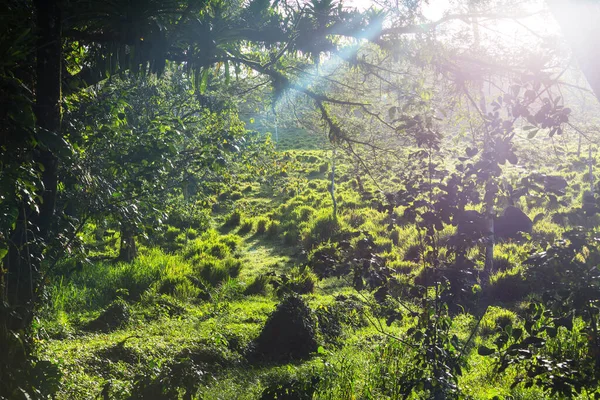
[118,227,138,262]
[0,0,62,396]
[3,0,61,328]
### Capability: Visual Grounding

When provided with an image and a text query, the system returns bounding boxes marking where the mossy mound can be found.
[250,295,318,363]
[83,299,131,332]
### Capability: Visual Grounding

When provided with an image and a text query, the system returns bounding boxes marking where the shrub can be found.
[209,242,231,259]
[275,266,317,296]
[492,256,514,271]
[244,274,270,296]
[302,211,341,249]
[488,267,529,303]
[255,217,269,234]
[165,226,182,242]
[238,220,253,235]
[198,257,242,287]
[158,276,202,300]
[218,191,229,201]
[83,299,131,332]
[224,210,242,227]
[479,306,518,336]
[250,295,319,362]
[292,206,316,222]
[283,230,300,246]
[221,234,241,251]
[185,228,198,240]
[230,191,243,201]
[308,242,341,278]
[260,369,320,400]
[266,220,280,238]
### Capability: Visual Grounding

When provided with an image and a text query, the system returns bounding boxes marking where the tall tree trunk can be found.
[1,0,61,396]
[3,0,61,328]
[119,226,138,262]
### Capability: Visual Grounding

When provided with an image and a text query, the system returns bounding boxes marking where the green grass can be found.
[37,147,599,399]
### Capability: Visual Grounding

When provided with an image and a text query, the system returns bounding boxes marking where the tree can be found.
[0,0,578,396]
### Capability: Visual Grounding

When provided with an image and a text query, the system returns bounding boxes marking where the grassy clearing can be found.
[36,145,600,399]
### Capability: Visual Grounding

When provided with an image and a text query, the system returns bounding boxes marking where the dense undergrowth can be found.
[34,130,600,399]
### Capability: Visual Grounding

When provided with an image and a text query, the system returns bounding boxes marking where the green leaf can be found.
[199,68,209,94]
[527,129,539,139]
[478,346,495,356]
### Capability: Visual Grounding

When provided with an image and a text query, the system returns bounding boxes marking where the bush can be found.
[275,266,317,296]
[488,267,529,303]
[292,206,316,222]
[255,217,269,235]
[238,220,253,235]
[83,299,131,332]
[250,295,319,362]
[302,211,341,249]
[283,230,300,246]
[165,226,182,242]
[198,257,242,287]
[266,220,280,238]
[308,242,341,278]
[185,228,199,240]
[260,369,320,400]
[221,234,241,251]
[158,276,202,300]
[244,274,270,296]
[209,242,231,259]
[224,210,242,227]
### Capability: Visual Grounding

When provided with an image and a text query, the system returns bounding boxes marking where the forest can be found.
[2,0,600,398]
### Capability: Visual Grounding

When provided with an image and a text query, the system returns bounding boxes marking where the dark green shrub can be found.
[198,257,242,287]
[255,217,269,234]
[283,230,300,246]
[266,220,280,238]
[238,220,253,235]
[218,191,229,201]
[221,234,241,251]
[158,276,190,295]
[186,228,198,240]
[260,370,320,400]
[224,210,242,227]
[319,162,329,173]
[274,266,317,296]
[209,242,230,258]
[308,242,341,278]
[164,226,182,242]
[250,295,319,362]
[492,256,513,271]
[315,305,343,345]
[244,274,270,296]
[302,212,341,249]
[230,191,243,200]
[83,299,131,332]
[488,270,528,303]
